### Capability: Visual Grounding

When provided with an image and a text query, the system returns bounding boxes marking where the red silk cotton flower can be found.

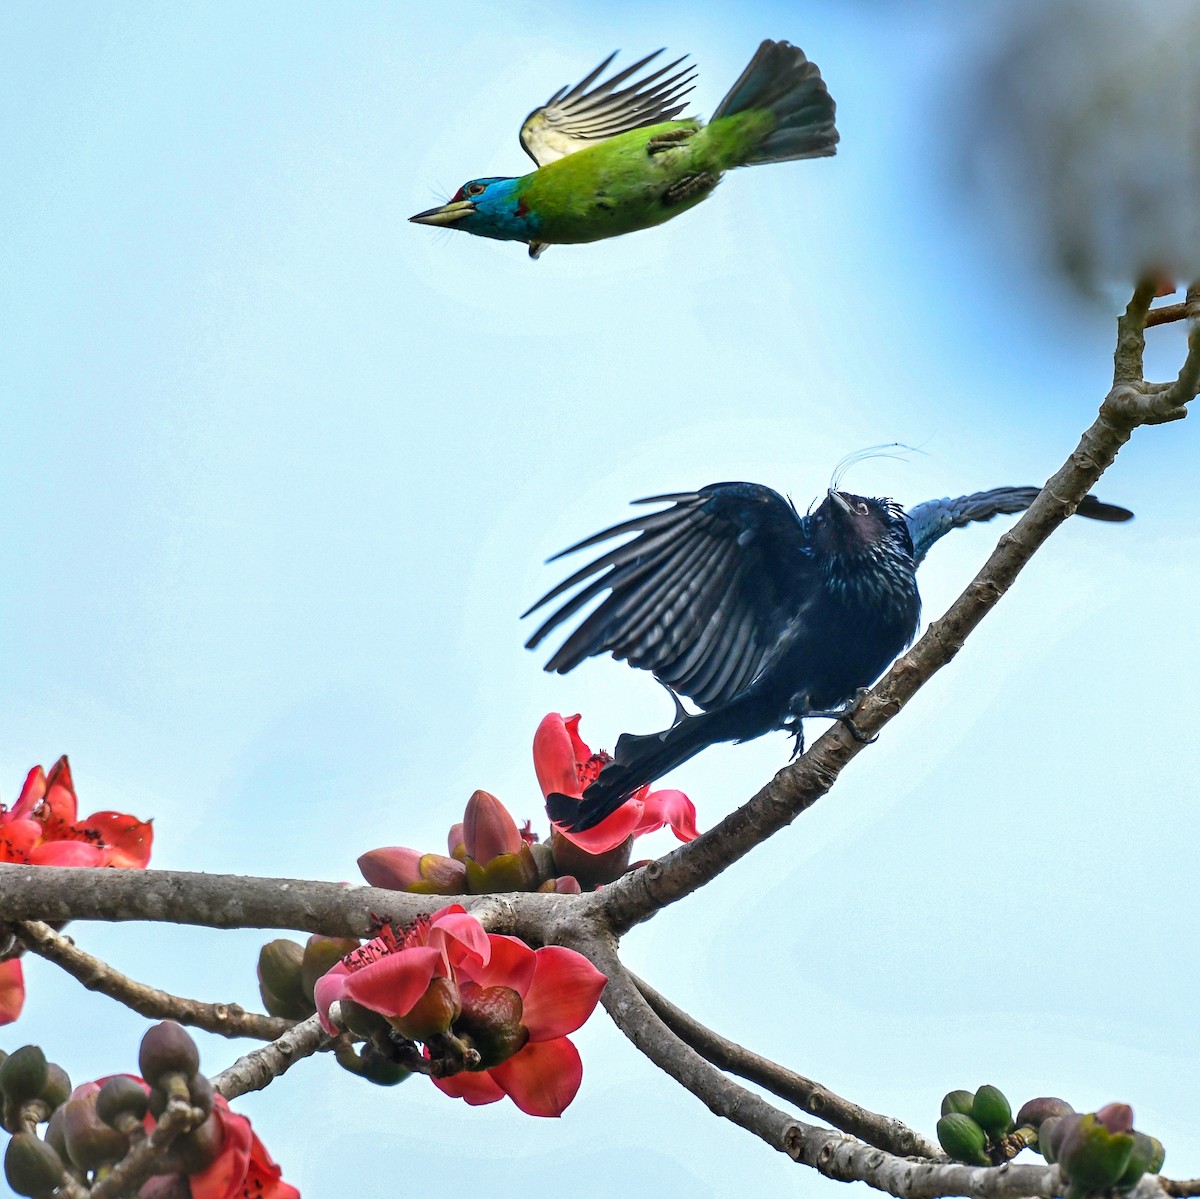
[0,757,152,1024]
[314,904,606,1117]
[533,713,699,854]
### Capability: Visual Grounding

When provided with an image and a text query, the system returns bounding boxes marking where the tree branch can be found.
[599,281,1200,933]
[9,920,291,1040]
[211,1014,329,1100]
[632,972,938,1158]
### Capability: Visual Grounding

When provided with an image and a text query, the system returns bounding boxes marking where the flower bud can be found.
[39,1066,71,1114]
[388,976,462,1042]
[940,1089,976,1118]
[257,940,312,1020]
[334,998,393,1040]
[1015,1097,1074,1131]
[61,1095,130,1170]
[1115,1131,1164,1191]
[936,1112,989,1166]
[357,847,423,890]
[972,1085,1013,1138]
[447,823,465,857]
[96,1077,149,1128]
[4,1132,65,1198]
[1057,1111,1137,1193]
[188,1072,214,1120]
[465,844,540,894]
[138,1022,200,1088]
[0,1047,49,1109]
[551,830,633,889]
[538,875,583,894]
[455,983,529,1069]
[333,1041,412,1087]
[138,1175,192,1199]
[172,1110,225,1174]
[462,790,522,865]
[300,936,361,1004]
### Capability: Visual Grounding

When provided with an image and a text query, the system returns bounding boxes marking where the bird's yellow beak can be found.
[409,200,475,226]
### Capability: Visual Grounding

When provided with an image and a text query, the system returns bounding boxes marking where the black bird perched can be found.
[524,482,1132,831]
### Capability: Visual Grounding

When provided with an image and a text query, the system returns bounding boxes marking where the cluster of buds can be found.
[936,1086,1166,1193]
[0,1024,296,1198]
[1039,1102,1165,1199]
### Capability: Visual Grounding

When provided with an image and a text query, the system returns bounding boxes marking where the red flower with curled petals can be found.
[534,713,699,854]
[432,932,607,1117]
[189,1095,299,1199]
[0,757,153,1024]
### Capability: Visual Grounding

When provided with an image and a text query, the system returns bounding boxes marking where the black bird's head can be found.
[810,490,911,561]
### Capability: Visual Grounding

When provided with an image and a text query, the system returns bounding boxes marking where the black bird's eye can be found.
[467,182,486,197]
[855,501,869,516]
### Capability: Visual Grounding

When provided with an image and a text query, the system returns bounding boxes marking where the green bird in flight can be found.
[410,39,838,258]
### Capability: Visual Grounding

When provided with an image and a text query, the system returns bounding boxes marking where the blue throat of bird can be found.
[409,177,540,244]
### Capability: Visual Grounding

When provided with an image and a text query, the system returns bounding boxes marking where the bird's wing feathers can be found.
[905,487,1133,566]
[523,483,815,709]
[519,49,697,167]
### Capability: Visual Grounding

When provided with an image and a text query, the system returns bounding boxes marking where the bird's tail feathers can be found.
[547,709,729,832]
[712,39,838,165]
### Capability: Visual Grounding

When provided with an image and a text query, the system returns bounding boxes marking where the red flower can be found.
[189,1095,299,1199]
[533,713,699,854]
[313,904,488,1038]
[0,757,152,1025]
[433,933,606,1117]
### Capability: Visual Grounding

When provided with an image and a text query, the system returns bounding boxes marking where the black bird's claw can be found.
[839,716,878,745]
[801,691,878,745]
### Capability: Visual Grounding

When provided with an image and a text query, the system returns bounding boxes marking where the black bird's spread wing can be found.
[905,487,1134,566]
[519,49,697,168]
[523,482,816,709]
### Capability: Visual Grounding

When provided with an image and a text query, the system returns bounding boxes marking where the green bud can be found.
[465,844,541,894]
[937,1112,989,1166]
[1147,1137,1166,1175]
[1115,1131,1162,1191]
[138,1021,200,1088]
[300,936,360,1005]
[940,1089,977,1118]
[388,976,462,1042]
[335,997,393,1040]
[4,1132,65,1198]
[188,1072,214,1120]
[38,1066,71,1113]
[1015,1097,1074,1132]
[1039,1116,1068,1163]
[972,1085,1013,1139]
[257,940,312,1019]
[1057,1112,1136,1192]
[0,1047,49,1108]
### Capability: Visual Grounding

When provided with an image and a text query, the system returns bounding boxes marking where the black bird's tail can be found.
[712,39,839,166]
[546,706,753,832]
[905,487,1133,566]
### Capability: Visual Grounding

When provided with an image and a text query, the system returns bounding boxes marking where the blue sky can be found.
[2,3,1197,1196]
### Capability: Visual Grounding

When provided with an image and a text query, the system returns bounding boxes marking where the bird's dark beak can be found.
[409,199,475,226]
[828,489,854,516]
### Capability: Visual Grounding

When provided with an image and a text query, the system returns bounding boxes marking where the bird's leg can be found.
[802,689,878,744]
[784,715,806,758]
[656,679,690,728]
[646,126,697,155]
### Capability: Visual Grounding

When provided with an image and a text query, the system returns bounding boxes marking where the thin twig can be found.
[10,919,291,1040]
[211,1015,329,1100]
[632,972,938,1158]
[90,1094,204,1199]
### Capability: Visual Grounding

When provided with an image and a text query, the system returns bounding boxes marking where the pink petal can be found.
[0,819,44,860]
[553,801,642,855]
[490,1037,583,1117]
[520,946,607,1041]
[342,945,446,1018]
[42,757,78,824]
[29,841,108,867]
[632,788,700,842]
[358,846,423,890]
[432,1068,505,1106]
[452,933,537,995]
[447,822,465,856]
[189,1103,252,1199]
[0,959,25,1025]
[12,766,46,820]
[427,908,490,968]
[533,713,582,799]
[562,714,592,764]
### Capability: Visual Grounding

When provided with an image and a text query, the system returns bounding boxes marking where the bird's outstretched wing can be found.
[519,49,697,168]
[905,487,1133,566]
[523,483,815,709]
